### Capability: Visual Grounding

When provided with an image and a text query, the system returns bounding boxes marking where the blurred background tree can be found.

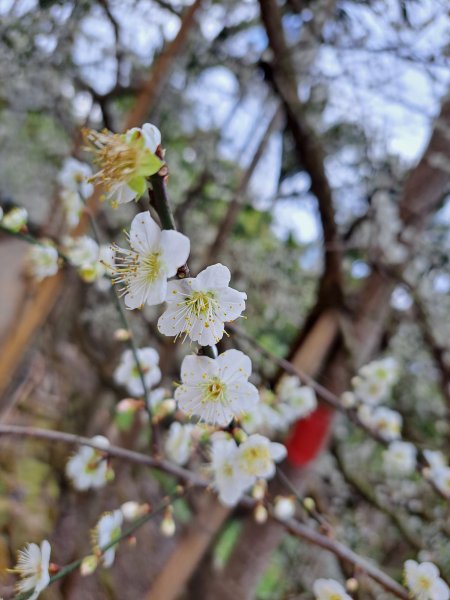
[0,0,450,598]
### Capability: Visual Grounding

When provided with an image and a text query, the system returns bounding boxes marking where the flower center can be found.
[84,130,143,189]
[418,576,431,590]
[202,378,226,404]
[85,454,103,474]
[240,446,271,475]
[186,291,216,317]
[222,463,234,478]
[142,252,162,283]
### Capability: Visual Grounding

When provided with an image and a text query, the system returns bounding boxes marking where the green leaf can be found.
[140,152,164,177]
[128,176,147,197]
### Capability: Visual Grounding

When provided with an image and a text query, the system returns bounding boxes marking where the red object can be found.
[286,404,335,466]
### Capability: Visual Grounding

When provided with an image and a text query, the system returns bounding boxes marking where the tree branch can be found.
[259,0,343,305]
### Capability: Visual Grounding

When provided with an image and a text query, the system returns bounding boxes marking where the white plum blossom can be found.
[84,123,163,206]
[12,540,51,600]
[358,405,402,441]
[58,157,93,199]
[431,466,450,497]
[95,510,123,568]
[113,212,190,309]
[66,435,111,490]
[313,578,352,600]
[236,434,286,481]
[164,422,195,466]
[351,374,390,406]
[64,235,99,268]
[404,560,449,600]
[26,242,59,281]
[242,400,285,435]
[157,263,246,346]
[114,347,161,396]
[2,207,28,232]
[383,441,416,475]
[351,357,399,405]
[210,436,253,506]
[145,387,176,419]
[244,383,316,435]
[359,357,399,385]
[60,188,84,229]
[277,377,317,422]
[175,349,259,426]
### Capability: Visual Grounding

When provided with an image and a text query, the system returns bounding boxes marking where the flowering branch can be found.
[0,424,411,599]
[229,323,450,501]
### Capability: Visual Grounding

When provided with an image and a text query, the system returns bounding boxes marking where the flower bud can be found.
[120,501,149,521]
[254,503,268,524]
[341,391,356,408]
[80,555,99,576]
[161,507,176,537]
[273,496,296,521]
[252,480,267,501]
[346,577,359,592]
[303,497,316,512]
[114,328,132,341]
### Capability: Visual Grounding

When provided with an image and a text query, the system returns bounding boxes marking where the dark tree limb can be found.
[259,0,343,306]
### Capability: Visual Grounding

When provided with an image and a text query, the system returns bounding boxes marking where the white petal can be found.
[40,540,51,569]
[216,349,252,382]
[179,354,217,385]
[107,182,137,205]
[270,442,287,462]
[159,230,190,276]
[126,274,168,308]
[129,212,161,255]
[142,123,162,153]
[194,263,231,290]
[214,287,247,322]
[158,303,186,337]
[431,579,450,600]
[227,381,259,414]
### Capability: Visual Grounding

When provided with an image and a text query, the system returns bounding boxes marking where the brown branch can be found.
[281,516,410,599]
[0,424,207,486]
[259,0,343,305]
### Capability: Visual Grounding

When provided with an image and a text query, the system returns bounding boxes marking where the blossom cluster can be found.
[243,375,317,436]
[342,357,403,443]
[341,357,450,496]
